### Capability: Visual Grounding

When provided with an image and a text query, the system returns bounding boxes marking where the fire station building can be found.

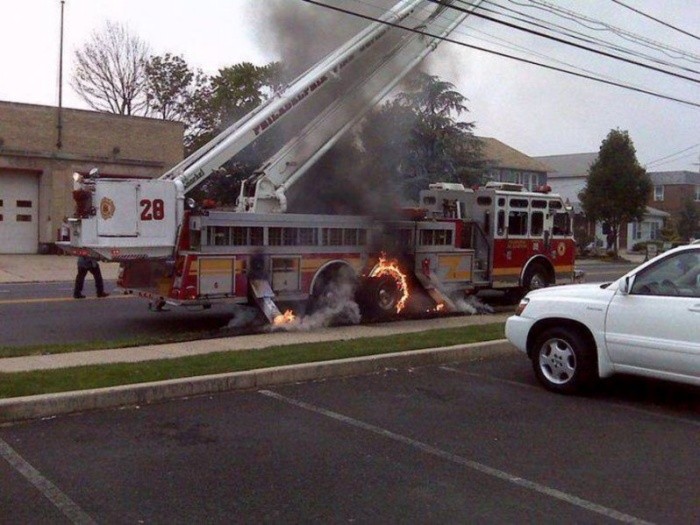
[0,101,183,254]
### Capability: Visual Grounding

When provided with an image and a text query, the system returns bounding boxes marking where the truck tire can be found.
[523,263,550,292]
[531,327,598,395]
[358,275,401,321]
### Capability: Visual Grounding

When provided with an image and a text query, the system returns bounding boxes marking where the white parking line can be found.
[259,389,652,525]
[440,366,700,428]
[0,437,96,525]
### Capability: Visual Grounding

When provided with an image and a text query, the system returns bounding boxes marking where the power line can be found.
[302,0,700,108]
[437,0,700,85]
[360,0,690,97]
[512,0,700,62]
[611,0,700,42]
[477,0,700,77]
[645,143,700,167]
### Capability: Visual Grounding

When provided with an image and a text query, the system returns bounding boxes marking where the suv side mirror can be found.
[619,275,632,295]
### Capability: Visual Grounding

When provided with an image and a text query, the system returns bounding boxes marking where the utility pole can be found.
[56,0,65,149]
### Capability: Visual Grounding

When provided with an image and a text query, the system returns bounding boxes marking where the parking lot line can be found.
[259,389,652,525]
[0,437,96,524]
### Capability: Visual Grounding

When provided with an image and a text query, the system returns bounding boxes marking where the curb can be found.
[0,340,515,423]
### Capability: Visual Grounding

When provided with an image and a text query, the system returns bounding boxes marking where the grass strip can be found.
[0,323,505,399]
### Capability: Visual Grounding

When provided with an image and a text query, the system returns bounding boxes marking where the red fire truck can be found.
[62,0,577,323]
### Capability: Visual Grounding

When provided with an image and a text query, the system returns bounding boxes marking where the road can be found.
[1,352,697,523]
[0,261,634,348]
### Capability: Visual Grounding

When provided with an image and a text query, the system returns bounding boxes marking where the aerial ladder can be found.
[64,0,479,262]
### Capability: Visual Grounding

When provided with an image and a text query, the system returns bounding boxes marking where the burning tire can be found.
[358,275,402,320]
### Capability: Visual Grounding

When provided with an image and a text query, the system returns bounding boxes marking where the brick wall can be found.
[651,184,697,214]
[0,101,183,167]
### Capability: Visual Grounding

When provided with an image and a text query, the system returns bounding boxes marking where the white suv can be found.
[506,244,700,394]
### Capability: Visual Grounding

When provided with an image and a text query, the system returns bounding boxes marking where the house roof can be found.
[648,170,700,185]
[477,137,550,172]
[533,152,598,177]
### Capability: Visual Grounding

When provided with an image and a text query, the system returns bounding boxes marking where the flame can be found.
[435,303,445,311]
[273,309,296,325]
[369,255,410,313]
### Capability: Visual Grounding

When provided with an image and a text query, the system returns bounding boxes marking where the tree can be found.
[72,21,150,115]
[360,72,482,201]
[143,53,214,155]
[210,62,284,125]
[187,62,286,204]
[144,53,195,120]
[678,197,700,241]
[285,72,482,215]
[579,129,652,255]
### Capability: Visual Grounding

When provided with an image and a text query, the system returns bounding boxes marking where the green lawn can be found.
[0,322,505,399]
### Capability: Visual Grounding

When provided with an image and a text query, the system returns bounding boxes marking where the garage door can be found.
[0,171,39,253]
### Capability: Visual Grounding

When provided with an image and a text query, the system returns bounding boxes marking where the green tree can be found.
[362,72,481,200]
[678,197,700,241]
[187,62,286,204]
[209,62,284,126]
[145,53,195,120]
[579,129,652,255]
[398,73,479,187]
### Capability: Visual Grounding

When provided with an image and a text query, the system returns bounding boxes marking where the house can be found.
[0,101,183,254]
[535,152,669,251]
[648,170,700,239]
[478,137,550,192]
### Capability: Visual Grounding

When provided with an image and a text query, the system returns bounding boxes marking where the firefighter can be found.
[73,256,109,299]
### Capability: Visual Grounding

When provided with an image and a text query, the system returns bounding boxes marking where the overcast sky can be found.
[1,0,698,172]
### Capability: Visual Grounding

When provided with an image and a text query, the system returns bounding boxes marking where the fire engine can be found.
[61,0,577,324]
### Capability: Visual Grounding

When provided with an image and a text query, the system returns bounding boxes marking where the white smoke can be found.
[271,280,362,332]
[226,305,261,329]
[453,295,494,315]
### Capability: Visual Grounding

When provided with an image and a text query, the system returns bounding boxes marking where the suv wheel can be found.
[531,327,597,394]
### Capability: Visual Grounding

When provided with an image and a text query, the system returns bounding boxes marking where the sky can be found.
[1,0,699,173]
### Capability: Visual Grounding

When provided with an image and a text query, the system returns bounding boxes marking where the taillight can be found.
[515,297,530,316]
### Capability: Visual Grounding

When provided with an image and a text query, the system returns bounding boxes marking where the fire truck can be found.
[62,0,576,323]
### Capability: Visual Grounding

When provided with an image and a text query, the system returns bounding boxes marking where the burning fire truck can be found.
[61,0,577,324]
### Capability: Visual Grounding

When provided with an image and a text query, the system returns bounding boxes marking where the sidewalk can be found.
[0,254,119,284]
[577,249,645,265]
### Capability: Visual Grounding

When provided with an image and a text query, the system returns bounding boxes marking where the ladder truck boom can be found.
[162,0,434,194]
[237,1,472,213]
[64,0,474,261]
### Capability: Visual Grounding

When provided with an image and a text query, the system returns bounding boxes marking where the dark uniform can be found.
[74,256,109,299]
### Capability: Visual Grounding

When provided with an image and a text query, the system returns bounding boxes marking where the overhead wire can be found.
[476,0,700,76]
[645,144,700,168]
[511,0,700,63]
[354,0,680,95]
[352,0,698,77]
[610,0,700,42]
[430,0,700,85]
[301,0,700,108]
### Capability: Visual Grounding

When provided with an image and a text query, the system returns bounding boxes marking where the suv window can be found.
[631,250,700,297]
